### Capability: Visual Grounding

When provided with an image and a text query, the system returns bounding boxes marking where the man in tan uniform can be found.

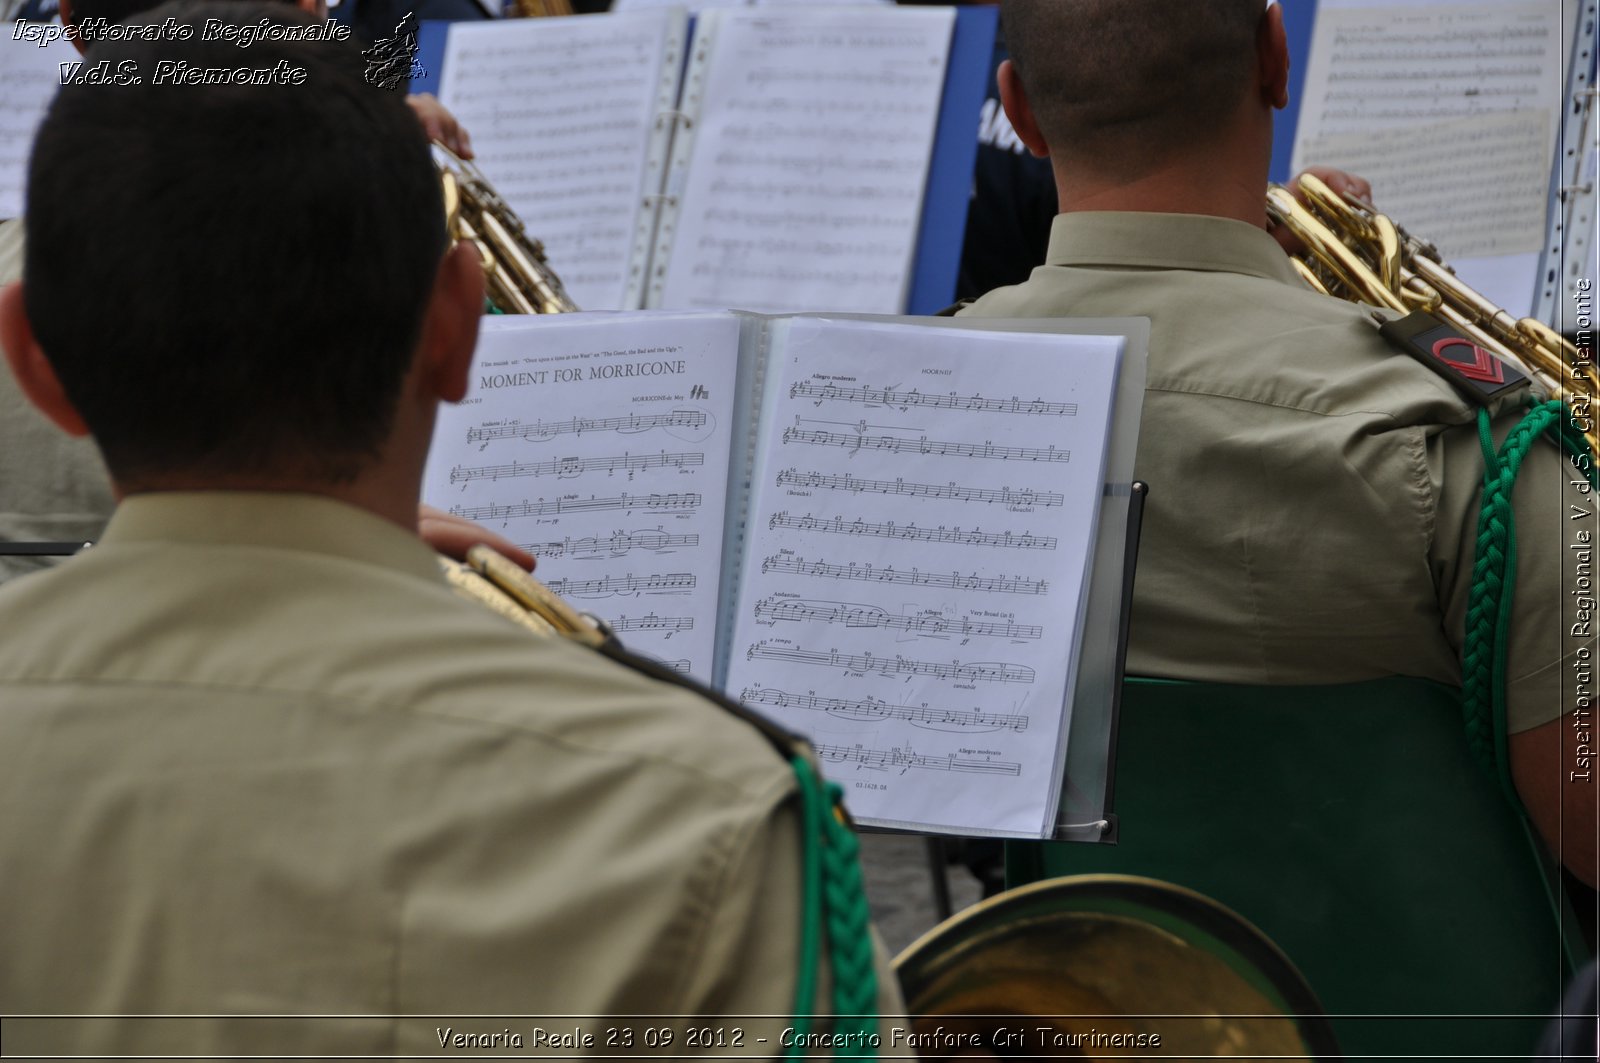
[965,0,1595,886]
[0,0,470,583]
[0,5,898,1054]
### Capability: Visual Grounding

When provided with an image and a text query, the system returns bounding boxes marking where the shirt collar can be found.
[1044,210,1303,285]
[100,491,447,586]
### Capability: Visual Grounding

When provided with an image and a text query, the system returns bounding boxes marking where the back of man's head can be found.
[23,0,446,485]
[1000,0,1265,178]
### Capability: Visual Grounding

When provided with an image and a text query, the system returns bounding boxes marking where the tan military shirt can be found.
[0,217,115,582]
[0,492,902,1056]
[962,211,1586,733]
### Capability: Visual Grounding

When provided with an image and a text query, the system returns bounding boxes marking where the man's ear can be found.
[0,282,90,437]
[1259,3,1291,110]
[415,242,483,405]
[997,59,1050,159]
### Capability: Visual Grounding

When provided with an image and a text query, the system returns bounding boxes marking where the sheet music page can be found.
[723,319,1123,837]
[657,7,954,314]
[437,12,679,311]
[1290,0,1564,310]
[0,34,74,218]
[423,313,743,681]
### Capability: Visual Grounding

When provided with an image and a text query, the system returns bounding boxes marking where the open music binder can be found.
[412,4,996,316]
[420,311,1148,839]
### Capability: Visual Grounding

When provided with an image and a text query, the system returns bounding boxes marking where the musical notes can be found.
[545,572,696,597]
[721,316,1125,835]
[611,614,694,633]
[437,10,683,310]
[450,450,704,485]
[658,6,955,313]
[425,313,745,684]
[783,425,1069,463]
[813,742,1022,777]
[776,468,1064,508]
[1292,3,1562,267]
[466,410,708,446]
[450,492,701,521]
[0,36,76,217]
[522,530,700,560]
[789,381,1079,417]
[746,642,1035,684]
[740,686,1029,732]
[760,555,1048,595]
[768,512,1056,551]
[754,598,1042,641]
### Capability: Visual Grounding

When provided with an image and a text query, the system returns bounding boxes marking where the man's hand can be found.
[418,503,536,571]
[1270,166,1373,257]
[405,94,473,160]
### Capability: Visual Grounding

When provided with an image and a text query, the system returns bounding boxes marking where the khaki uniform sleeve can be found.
[1432,409,1594,734]
[678,791,907,1056]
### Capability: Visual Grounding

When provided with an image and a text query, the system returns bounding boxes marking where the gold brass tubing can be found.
[1267,186,1406,312]
[1287,255,1331,295]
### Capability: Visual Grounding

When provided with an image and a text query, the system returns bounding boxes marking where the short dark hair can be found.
[1000,0,1264,176]
[25,0,447,484]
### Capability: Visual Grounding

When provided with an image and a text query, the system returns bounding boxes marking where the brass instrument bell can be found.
[895,875,1339,1061]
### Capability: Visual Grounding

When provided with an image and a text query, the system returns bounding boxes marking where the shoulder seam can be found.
[0,674,795,800]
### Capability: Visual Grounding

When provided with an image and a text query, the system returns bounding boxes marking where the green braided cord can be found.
[1463,400,1566,805]
[785,757,879,1060]
[785,755,824,1060]
[817,777,879,1053]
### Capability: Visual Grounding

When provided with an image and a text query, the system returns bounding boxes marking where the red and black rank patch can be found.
[1378,311,1529,406]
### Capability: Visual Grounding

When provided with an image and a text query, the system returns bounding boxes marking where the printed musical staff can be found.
[466,409,707,445]
[450,450,704,485]
[657,659,691,675]
[544,572,696,597]
[776,468,1064,508]
[768,511,1056,551]
[521,530,700,559]
[754,597,1042,641]
[761,555,1047,595]
[611,614,694,633]
[658,5,953,313]
[450,492,701,521]
[789,381,1078,417]
[740,687,1029,733]
[746,642,1034,684]
[813,742,1022,777]
[784,425,1069,463]
[436,12,681,310]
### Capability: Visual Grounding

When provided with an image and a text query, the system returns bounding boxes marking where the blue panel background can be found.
[907,5,999,315]
[1270,0,1319,183]
[412,20,447,98]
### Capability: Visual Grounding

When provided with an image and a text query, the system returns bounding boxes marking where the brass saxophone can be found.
[438,146,580,316]
[1267,174,1595,457]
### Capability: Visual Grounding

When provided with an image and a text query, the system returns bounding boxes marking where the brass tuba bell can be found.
[895,875,1340,1061]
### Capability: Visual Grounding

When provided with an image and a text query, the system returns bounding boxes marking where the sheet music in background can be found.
[722,318,1123,837]
[0,34,74,218]
[654,6,955,314]
[437,11,683,311]
[1290,0,1566,313]
[423,313,742,681]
